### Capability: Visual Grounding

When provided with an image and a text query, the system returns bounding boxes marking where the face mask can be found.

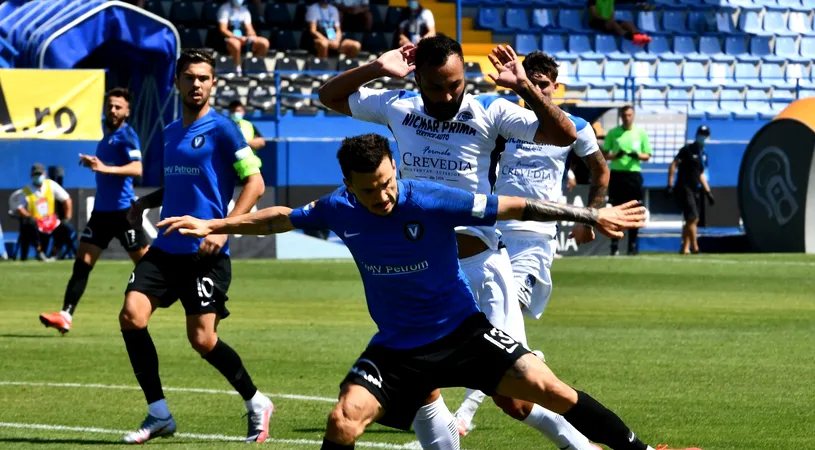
[32,174,45,186]
[230,112,244,122]
[408,0,419,10]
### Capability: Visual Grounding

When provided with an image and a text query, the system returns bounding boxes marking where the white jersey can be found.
[349,89,543,250]
[494,109,598,238]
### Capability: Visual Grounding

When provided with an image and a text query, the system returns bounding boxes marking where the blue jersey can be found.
[155,109,254,255]
[290,179,500,349]
[94,123,141,212]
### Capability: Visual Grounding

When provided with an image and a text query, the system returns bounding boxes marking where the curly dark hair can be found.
[176,48,216,78]
[106,87,131,104]
[414,34,464,71]
[337,134,393,181]
[522,51,559,83]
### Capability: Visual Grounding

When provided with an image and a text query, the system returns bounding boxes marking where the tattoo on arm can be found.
[582,152,610,209]
[522,198,599,226]
[519,80,572,141]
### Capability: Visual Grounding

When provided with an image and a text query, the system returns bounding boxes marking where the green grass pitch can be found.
[0,254,813,449]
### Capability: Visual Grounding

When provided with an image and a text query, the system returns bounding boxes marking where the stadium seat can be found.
[247,87,276,114]
[788,11,815,35]
[631,60,662,87]
[622,39,656,62]
[612,84,628,102]
[708,61,734,88]
[700,36,733,62]
[201,1,221,24]
[170,1,200,26]
[654,61,688,88]
[674,35,707,62]
[725,36,757,62]
[280,86,307,109]
[506,8,530,30]
[734,62,762,88]
[477,8,504,31]
[682,61,708,87]
[720,88,754,119]
[267,4,300,30]
[637,88,668,113]
[215,55,237,76]
[737,10,768,35]
[558,9,587,32]
[774,37,808,63]
[515,34,539,55]
[751,36,783,63]
[178,27,205,49]
[215,85,241,109]
[763,10,796,37]
[543,35,577,62]
[464,61,483,75]
[728,0,762,11]
[340,58,364,71]
[363,32,393,54]
[785,63,811,88]
[687,11,711,34]
[586,88,612,102]
[243,56,269,76]
[760,62,792,89]
[712,10,736,34]
[603,60,629,87]
[801,36,815,59]
[368,4,389,31]
[272,30,302,52]
[662,11,688,34]
[689,88,716,119]
[569,35,603,61]
[666,88,692,113]
[744,89,773,119]
[637,10,659,34]
[144,1,169,19]
[386,7,404,29]
[576,60,608,87]
[777,0,809,11]
[558,61,587,88]
[771,89,796,114]
[595,34,619,55]
[531,9,558,30]
[648,36,682,62]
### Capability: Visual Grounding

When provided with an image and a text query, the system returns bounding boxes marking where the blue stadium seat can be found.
[788,11,815,36]
[751,36,783,63]
[737,9,768,36]
[662,11,688,34]
[771,89,796,114]
[763,10,797,37]
[682,61,709,87]
[144,1,169,19]
[637,10,659,34]
[648,36,683,61]
[201,1,221,24]
[631,60,663,87]
[774,37,809,63]
[666,88,692,112]
[266,4,297,29]
[543,35,578,61]
[477,8,505,31]
[689,88,717,119]
[576,60,606,86]
[801,36,815,59]
[506,8,530,30]
[777,0,808,11]
[515,34,539,55]
[687,11,711,34]
[531,8,558,30]
[604,60,629,86]
[785,63,812,88]
[178,27,205,49]
[170,1,199,26]
[654,61,688,87]
[744,89,773,119]
[363,32,393,53]
[734,62,762,88]
[675,35,708,62]
[615,9,635,24]
[760,63,793,89]
[623,39,656,62]
[725,36,758,62]
[570,35,603,61]
[720,88,754,119]
[586,88,612,102]
[728,0,763,11]
[708,61,734,88]
[712,10,737,35]
[700,36,733,62]
[558,9,587,32]
[272,30,302,51]
[558,61,588,89]
[595,34,619,55]
[637,88,668,113]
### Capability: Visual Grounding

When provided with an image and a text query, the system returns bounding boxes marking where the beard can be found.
[421,91,464,122]
[182,95,207,113]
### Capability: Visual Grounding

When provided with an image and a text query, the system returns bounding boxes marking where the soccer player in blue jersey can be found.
[39,88,149,335]
[117,49,273,444]
[159,134,699,450]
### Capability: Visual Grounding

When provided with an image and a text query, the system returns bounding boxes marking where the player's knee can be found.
[493,396,534,421]
[188,329,218,355]
[326,404,366,444]
[119,304,148,330]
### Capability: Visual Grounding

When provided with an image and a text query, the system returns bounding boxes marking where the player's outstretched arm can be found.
[496,197,646,239]
[318,44,416,116]
[157,206,296,238]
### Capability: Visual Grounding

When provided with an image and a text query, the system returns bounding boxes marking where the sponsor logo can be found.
[343,231,361,238]
[748,146,799,226]
[525,274,536,288]
[400,113,478,140]
[128,272,135,284]
[456,111,474,122]
[404,221,424,241]
[349,358,383,389]
[361,260,429,276]
[164,165,201,176]
[81,227,93,239]
[192,134,206,149]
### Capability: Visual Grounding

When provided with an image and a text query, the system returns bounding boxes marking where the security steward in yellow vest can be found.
[15,163,74,261]
[228,100,266,151]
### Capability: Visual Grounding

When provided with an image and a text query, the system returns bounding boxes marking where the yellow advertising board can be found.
[0,69,104,140]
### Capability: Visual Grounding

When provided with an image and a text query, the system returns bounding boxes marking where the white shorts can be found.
[502,231,556,320]
[459,246,527,346]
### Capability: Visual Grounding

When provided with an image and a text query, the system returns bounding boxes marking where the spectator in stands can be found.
[587,0,651,47]
[306,0,361,59]
[12,164,74,261]
[217,0,270,75]
[603,105,652,256]
[666,125,715,255]
[397,1,436,47]
[228,100,266,151]
[336,0,373,32]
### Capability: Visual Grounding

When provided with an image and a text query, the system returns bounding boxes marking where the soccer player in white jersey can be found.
[455,51,611,445]
[319,36,600,450]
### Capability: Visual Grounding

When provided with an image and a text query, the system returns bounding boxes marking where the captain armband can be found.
[233,147,262,179]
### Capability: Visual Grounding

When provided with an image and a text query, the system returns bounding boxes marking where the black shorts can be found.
[125,247,232,318]
[675,185,700,222]
[341,312,530,431]
[609,170,644,205]
[81,209,149,252]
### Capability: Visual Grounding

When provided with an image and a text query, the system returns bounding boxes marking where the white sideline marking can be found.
[0,381,336,403]
[637,255,815,267]
[0,422,418,448]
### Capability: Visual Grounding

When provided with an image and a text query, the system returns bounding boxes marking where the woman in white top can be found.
[398,1,435,47]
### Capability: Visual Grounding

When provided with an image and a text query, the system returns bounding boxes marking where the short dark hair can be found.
[336,134,393,181]
[414,34,464,71]
[176,48,216,78]
[522,51,558,83]
[620,105,634,114]
[228,100,244,110]
[106,87,131,104]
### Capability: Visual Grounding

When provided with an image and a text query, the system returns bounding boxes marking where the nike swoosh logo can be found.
[344,231,361,238]
[201,301,211,307]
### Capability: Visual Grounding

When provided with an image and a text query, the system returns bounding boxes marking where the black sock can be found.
[562,391,648,450]
[62,260,92,315]
[203,339,258,401]
[611,239,619,253]
[628,229,639,253]
[121,328,164,404]
[321,438,355,449]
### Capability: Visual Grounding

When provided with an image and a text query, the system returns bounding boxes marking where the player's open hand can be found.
[593,201,646,239]
[487,45,529,92]
[375,44,416,79]
[569,223,596,245]
[157,215,213,238]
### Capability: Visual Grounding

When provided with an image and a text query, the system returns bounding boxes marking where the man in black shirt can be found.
[666,125,714,255]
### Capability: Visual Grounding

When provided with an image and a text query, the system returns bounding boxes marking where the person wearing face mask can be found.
[14,163,74,262]
[228,100,265,151]
[306,0,362,59]
[666,125,714,255]
[217,0,270,75]
[397,1,435,47]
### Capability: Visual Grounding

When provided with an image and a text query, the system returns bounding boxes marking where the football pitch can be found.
[0,254,813,450]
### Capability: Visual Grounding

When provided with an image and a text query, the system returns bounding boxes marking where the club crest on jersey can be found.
[404,221,424,241]
[525,274,536,288]
[192,134,206,149]
[456,111,473,122]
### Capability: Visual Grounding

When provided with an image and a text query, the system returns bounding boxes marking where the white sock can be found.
[522,404,594,450]
[647,447,656,450]
[60,311,72,322]
[147,399,170,419]
[455,389,486,425]
[412,395,460,450]
[245,389,269,411]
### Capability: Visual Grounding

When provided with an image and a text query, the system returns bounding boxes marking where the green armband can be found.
[233,153,262,179]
